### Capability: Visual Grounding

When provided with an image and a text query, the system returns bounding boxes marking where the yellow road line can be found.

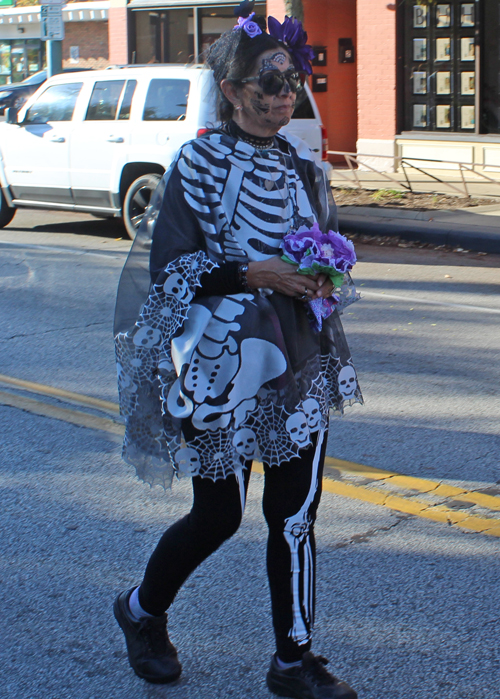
[325,457,500,512]
[0,390,124,436]
[1,377,498,537]
[254,459,500,538]
[320,478,500,537]
[0,373,120,414]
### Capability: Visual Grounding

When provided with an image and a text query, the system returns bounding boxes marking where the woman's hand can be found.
[246,257,335,299]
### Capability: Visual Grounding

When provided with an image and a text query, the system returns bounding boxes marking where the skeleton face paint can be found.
[233,48,296,134]
[262,52,287,69]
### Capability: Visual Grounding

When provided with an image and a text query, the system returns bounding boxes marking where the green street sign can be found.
[0,0,15,6]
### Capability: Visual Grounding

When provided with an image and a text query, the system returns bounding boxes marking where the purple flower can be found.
[281,222,356,332]
[234,12,262,38]
[326,230,357,272]
[282,229,320,263]
[267,15,315,75]
[281,223,356,273]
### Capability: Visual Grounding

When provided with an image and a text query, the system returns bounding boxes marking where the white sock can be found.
[128,586,155,621]
[276,656,302,669]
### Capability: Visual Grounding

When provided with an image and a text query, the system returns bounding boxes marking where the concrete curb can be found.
[338,212,500,253]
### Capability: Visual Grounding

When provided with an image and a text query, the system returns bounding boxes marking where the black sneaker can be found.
[266,652,357,699]
[113,588,182,684]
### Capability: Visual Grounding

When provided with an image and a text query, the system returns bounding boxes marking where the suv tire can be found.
[0,189,16,228]
[123,173,162,240]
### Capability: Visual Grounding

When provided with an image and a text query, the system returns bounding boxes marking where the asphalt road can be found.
[0,208,499,699]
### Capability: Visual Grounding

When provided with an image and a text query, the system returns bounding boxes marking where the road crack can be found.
[1,321,108,341]
[330,515,411,550]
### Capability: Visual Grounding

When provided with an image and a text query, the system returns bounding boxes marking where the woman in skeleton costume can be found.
[113,5,361,699]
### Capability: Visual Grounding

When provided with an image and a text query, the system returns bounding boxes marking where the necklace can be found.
[226,120,275,150]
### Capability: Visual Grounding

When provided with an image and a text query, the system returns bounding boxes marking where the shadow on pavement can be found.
[8,217,127,240]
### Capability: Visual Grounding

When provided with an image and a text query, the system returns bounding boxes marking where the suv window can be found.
[292,91,315,119]
[24,82,83,124]
[143,79,190,121]
[118,80,137,120]
[86,80,125,121]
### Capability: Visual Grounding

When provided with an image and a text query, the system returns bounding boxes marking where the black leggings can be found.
[138,429,328,662]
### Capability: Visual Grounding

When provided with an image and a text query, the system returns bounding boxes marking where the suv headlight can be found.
[0,91,13,99]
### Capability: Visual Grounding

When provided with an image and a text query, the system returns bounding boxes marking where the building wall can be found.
[303,0,357,160]
[266,0,286,22]
[62,21,109,70]
[356,0,397,165]
[266,0,357,159]
[108,0,129,65]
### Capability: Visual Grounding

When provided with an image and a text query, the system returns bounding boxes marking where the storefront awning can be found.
[0,1,109,24]
[128,0,238,8]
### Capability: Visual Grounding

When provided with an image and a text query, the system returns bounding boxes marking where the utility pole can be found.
[47,40,63,77]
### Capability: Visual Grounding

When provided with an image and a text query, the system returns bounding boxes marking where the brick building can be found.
[0,1,110,84]
[3,0,500,172]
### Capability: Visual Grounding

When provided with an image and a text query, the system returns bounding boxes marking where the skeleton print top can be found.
[114,128,362,488]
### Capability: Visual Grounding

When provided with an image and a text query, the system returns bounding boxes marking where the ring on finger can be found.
[299,289,309,301]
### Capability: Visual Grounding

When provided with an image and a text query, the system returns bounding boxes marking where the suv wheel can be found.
[123,173,161,240]
[0,189,16,228]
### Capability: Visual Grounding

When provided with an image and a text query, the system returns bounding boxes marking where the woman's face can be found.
[234,48,297,136]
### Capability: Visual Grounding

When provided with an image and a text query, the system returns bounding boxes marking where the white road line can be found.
[0,240,129,259]
[362,291,500,314]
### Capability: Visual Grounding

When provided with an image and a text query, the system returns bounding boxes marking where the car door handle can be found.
[107,136,124,143]
[49,136,65,143]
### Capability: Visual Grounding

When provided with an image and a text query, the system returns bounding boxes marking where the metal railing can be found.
[326,150,500,198]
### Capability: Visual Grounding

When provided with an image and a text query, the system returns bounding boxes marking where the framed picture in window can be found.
[413,71,427,94]
[461,4,474,27]
[436,5,451,28]
[436,104,451,128]
[436,38,451,61]
[461,37,475,61]
[413,104,427,127]
[413,4,427,28]
[413,38,427,61]
[461,72,475,95]
[436,71,451,94]
[461,105,475,129]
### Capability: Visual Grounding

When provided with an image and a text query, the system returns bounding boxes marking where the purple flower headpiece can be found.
[267,15,315,75]
[234,12,262,39]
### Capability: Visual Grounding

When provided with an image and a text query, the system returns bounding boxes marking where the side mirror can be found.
[5,107,19,124]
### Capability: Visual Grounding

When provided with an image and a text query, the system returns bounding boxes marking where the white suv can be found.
[0,65,330,239]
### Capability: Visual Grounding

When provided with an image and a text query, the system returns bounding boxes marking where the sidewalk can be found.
[336,199,500,254]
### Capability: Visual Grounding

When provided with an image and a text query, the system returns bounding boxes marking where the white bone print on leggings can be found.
[283,429,324,644]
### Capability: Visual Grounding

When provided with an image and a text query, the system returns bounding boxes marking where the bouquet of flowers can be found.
[281,222,357,331]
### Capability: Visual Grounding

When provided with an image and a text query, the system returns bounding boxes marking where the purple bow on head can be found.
[234,11,262,38]
[267,15,315,75]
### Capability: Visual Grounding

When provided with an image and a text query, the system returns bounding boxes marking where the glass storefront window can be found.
[0,43,10,85]
[135,9,194,64]
[11,42,26,83]
[199,4,265,54]
[133,3,266,65]
[0,40,44,85]
[403,0,476,133]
